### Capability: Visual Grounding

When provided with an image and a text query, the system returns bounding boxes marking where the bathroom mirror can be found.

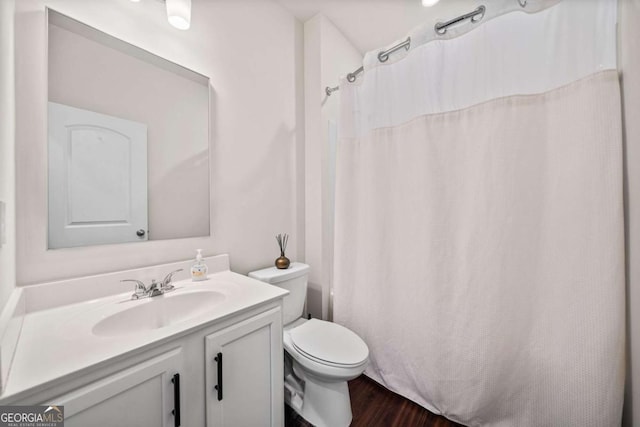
[47,10,210,249]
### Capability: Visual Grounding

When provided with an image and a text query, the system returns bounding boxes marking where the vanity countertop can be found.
[0,270,287,403]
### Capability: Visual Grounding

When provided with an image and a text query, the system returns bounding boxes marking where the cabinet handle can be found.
[214,352,223,401]
[171,373,181,427]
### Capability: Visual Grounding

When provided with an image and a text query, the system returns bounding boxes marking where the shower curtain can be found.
[333,1,624,426]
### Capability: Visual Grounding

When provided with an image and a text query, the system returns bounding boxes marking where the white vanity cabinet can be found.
[47,348,184,427]
[205,307,283,427]
[7,301,285,427]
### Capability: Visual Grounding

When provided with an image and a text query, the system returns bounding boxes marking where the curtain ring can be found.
[470,6,485,23]
[518,0,527,7]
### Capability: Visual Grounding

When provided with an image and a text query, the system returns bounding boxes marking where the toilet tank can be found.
[248,263,310,325]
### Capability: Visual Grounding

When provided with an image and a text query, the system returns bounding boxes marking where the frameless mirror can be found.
[47,9,210,249]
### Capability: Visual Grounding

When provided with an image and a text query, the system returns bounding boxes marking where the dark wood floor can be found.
[284,375,465,427]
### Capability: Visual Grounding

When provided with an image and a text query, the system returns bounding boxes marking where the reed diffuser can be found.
[275,233,290,269]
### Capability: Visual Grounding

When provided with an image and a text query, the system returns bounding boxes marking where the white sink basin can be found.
[92,290,226,337]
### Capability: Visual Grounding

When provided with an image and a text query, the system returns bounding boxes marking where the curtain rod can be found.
[325,3,502,97]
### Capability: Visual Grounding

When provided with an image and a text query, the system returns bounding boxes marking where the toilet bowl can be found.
[248,263,369,427]
[284,317,368,427]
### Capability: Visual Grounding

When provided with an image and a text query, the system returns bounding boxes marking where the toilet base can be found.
[300,375,353,427]
[284,360,353,427]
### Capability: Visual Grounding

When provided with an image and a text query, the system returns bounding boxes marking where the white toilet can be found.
[249,262,369,427]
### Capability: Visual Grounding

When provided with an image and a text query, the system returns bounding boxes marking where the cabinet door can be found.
[206,307,284,427]
[46,348,183,427]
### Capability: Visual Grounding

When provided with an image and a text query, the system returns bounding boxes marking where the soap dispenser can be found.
[191,249,208,281]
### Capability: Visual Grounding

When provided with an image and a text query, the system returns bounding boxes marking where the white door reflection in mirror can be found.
[48,102,148,249]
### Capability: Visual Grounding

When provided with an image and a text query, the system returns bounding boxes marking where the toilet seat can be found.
[288,319,369,368]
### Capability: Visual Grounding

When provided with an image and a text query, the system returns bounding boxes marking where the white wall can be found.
[304,14,361,319]
[48,22,209,241]
[621,0,640,425]
[14,0,304,285]
[0,0,16,312]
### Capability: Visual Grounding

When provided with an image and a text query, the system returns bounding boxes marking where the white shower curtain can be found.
[333,1,625,426]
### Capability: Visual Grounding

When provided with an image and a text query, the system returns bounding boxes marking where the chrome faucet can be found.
[147,280,163,297]
[121,269,184,300]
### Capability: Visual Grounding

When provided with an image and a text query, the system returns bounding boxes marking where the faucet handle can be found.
[161,269,184,291]
[121,279,147,299]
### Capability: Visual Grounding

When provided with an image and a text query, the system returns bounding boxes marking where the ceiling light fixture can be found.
[166,0,191,30]
[422,0,440,6]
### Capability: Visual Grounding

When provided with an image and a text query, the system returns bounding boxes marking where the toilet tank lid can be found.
[248,262,309,284]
